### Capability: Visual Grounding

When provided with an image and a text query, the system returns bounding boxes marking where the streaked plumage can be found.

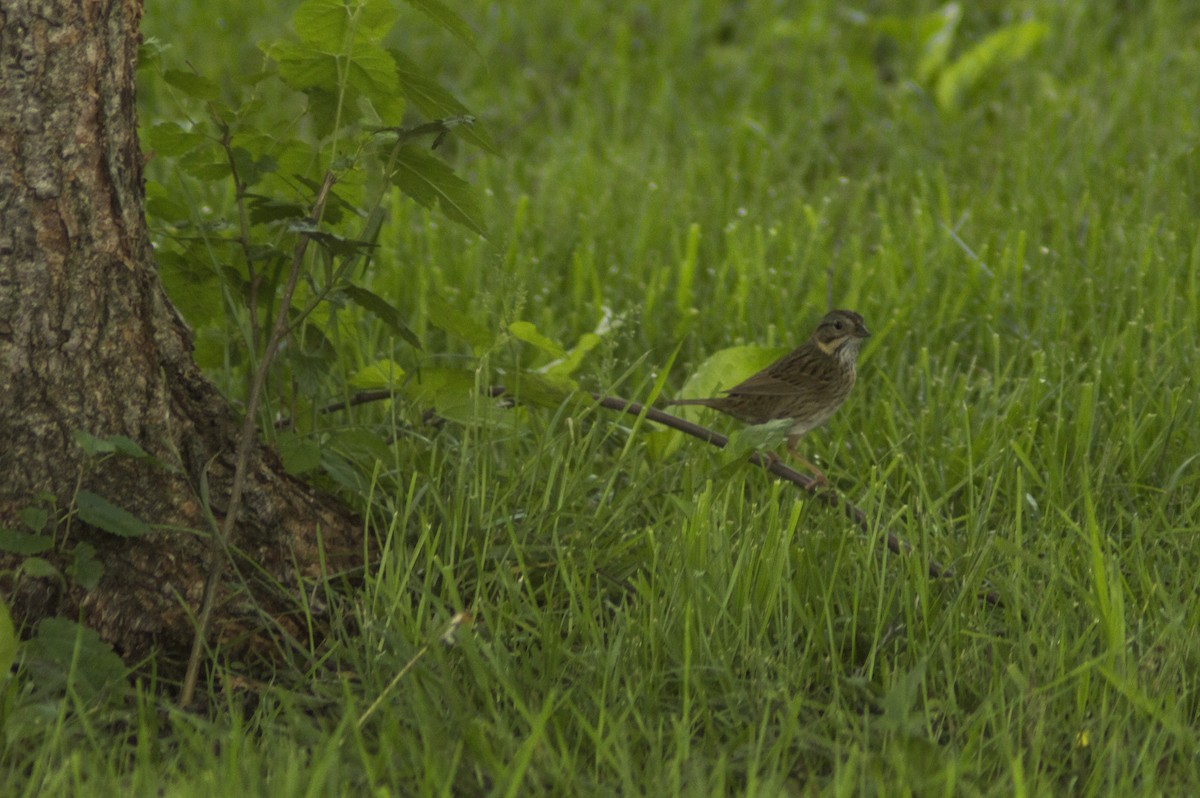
[667,309,871,480]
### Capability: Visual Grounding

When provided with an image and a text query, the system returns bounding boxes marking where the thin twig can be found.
[180,172,338,708]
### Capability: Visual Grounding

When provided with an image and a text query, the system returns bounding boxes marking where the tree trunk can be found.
[0,0,360,671]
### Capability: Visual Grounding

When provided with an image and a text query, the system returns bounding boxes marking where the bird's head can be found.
[812,309,871,358]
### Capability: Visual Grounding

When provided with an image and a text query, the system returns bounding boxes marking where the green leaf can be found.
[339,285,422,348]
[401,366,476,409]
[73,431,157,462]
[21,557,61,581]
[0,528,54,555]
[936,20,1049,109]
[392,50,497,153]
[391,146,487,236]
[277,433,323,475]
[70,542,104,590]
[916,3,961,83]
[163,69,220,100]
[349,359,407,390]
[75,491,152,538]
[401,0,479,55]
[146,122,207,156]
[426,293,494,353]
[28,618,128,703]
[293,0,400,49]
[504,372,579,410]
[546,332,602,377]
[20,506,48,532]
[74,430,117,456]
[509,321,568,359]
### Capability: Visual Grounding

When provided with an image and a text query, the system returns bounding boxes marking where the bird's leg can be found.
[785,436,828,486]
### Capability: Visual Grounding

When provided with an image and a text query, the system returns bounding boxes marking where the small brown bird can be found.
[666,309,871,482]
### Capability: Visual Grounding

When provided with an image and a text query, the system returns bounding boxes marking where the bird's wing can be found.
[724,347,834,396]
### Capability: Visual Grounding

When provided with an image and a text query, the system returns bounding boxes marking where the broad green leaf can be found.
[392,50,497,153]
[21,557,61,580]
[293,0,400,49]
[20,506,48,532]
[146,122,207,156]
[391,147,487,237]
[936,21,1049,110]
[268,41,340,91]
[503,372,580,409]
[343,43,400,101]
[426,293,494,352]
[349,359,407,389]
[0,528,53,555]
[163,69,220,100]
[401,366,476,409]
[402,0,479,55]
[28,618,128,702]
[277,433,323,475]
[339,285,422,348]
[75,491,152,538]
[70,542,104,590]
[509,321,567,359]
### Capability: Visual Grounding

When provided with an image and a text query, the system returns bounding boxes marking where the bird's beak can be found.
[856,325,872,339]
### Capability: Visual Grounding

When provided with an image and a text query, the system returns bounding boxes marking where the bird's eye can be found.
[834,321,843,330]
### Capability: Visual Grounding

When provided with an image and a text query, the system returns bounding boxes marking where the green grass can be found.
[7,0,1200,794]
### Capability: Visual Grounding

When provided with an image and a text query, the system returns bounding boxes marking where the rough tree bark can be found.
[0,0,360,671]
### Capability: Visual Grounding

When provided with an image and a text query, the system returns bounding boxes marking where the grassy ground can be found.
[8,0,1200,794]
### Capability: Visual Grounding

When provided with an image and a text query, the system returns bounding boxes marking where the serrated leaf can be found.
[0,528,54,555]
[426,293,494,352]
[163,69,220,100]
[391,147,487,236]
[20,506,48,532]
[29,618,128,702]
[293,0,400,49]
[269,41,340,91]
[277,433,322,475]
[402,0,479,55]
[21,557,61,580]
[146,122,207,156]
[509,321,567,359]
[392,50,497,153]
[343,43,400,101]
[339,285,422,348]
[75,491,152,538]
[70,542,103,590]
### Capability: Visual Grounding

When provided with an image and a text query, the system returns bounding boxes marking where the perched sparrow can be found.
[667,309,871,482]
